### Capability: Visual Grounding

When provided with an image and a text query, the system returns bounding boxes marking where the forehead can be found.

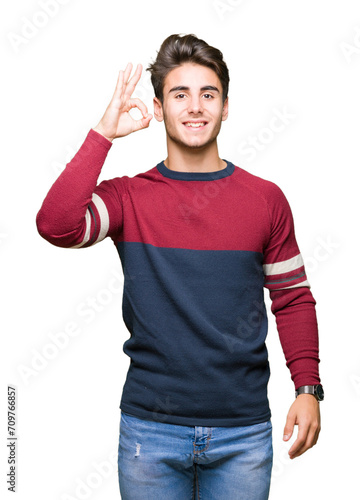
[163,63,221,91]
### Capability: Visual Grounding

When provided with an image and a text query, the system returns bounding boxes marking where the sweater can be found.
[36,129,320,426]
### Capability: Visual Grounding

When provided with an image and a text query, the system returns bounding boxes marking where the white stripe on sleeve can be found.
[69,193,109,248]
[263,253,304,276]
[70,208,92,249]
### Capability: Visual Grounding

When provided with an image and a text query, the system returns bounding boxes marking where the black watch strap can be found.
[295,384,324,401]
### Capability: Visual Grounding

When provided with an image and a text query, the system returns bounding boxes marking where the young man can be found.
[36,34,323,500]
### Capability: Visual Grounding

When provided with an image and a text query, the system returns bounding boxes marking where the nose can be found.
[187,95,203,114]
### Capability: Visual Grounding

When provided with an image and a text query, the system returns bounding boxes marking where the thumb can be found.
[283,412,296,441]
[133,113,153,132]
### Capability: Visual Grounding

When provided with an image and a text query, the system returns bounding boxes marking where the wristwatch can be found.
[295,384,324,401]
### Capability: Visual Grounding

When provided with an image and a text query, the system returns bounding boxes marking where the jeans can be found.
[118,411,273,500]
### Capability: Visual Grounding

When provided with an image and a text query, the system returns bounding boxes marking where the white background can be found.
[1,0,359,498]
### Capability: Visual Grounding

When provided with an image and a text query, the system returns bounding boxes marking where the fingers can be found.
[283,395,321,460]
[123,62,133,84]
[283,414,295,442]
[123,63,143,100]
[128,97,149,118]
[288,426,309,459]
[127,98,152,131]
[111,62,142,103]
[111,68,125,104]
[288,421,320,459]
[133,113,153,132]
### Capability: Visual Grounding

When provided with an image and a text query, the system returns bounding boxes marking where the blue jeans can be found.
[118,411,273,499]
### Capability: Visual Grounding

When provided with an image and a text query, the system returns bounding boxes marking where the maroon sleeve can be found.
[36,129,124,248]
[263,183,321,389]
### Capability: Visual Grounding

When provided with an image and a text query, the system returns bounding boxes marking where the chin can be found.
[186,135,218,150]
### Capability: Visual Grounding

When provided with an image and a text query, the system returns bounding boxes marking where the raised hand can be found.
[93,63,153,142]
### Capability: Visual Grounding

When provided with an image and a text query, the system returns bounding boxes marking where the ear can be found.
[153,97,164,122]
[222,96,229,121]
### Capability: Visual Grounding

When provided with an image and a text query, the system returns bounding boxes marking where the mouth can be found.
[183,121,208,130]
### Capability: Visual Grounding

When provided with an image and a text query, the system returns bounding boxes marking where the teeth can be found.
[185,122,205,127]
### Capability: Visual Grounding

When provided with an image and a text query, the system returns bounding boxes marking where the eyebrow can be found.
[168,85,220,94]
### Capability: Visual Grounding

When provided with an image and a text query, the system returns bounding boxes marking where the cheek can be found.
[163,107,185,128]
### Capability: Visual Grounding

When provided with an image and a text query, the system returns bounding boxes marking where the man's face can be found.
[154,63,228,151]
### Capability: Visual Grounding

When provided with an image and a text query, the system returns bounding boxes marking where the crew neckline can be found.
[156,159,235,181]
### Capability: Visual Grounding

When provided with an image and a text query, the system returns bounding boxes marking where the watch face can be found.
[315,385,324,400]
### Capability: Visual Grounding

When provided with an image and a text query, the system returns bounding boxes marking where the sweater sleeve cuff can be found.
[291,360,321,391]
[88,128,113,150]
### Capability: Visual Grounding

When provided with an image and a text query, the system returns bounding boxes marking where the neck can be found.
[164,138,226,173]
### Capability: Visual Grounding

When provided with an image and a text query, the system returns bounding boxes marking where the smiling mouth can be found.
[183,121,208,128]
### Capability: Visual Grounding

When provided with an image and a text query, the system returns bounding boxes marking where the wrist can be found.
[295,384,324,402]
[92,125,114,143]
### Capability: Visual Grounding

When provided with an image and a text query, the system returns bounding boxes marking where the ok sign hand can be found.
[93,63,153,142]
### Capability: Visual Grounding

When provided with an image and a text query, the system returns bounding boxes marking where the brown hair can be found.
[147,34,229,105]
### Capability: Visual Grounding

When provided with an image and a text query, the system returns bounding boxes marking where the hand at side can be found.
[283,394,321,459]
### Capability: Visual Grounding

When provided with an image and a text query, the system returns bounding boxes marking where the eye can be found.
[203,93,214,99]
[175,93,186,99]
